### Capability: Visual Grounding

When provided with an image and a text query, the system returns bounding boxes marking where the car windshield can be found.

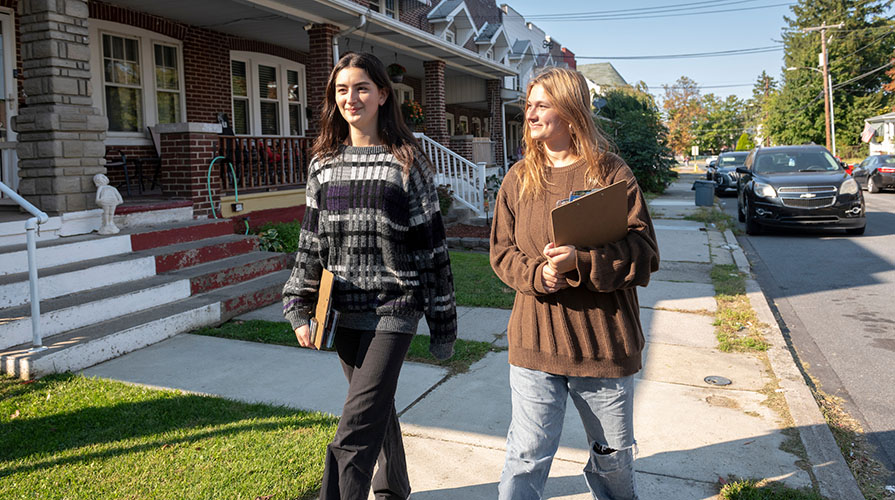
[719,153,748,166]
[753,151,842,174]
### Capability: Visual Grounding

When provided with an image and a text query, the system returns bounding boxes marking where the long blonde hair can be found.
[518,67,612,197]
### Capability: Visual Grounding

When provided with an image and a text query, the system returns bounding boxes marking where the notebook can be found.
[309,268,338,350]
[550,179,628,248]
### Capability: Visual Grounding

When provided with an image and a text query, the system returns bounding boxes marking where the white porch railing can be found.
[0,181,48,351]
[414,133,486,217]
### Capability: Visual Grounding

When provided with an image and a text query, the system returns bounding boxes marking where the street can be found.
[719,190,895,481]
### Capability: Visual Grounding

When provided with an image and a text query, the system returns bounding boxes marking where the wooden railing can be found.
[216,136,311,193]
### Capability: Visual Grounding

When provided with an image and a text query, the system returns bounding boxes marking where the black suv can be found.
[736,145,865,235]
[709,151,749,195]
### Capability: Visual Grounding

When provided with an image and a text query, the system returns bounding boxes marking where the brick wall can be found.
[423,60,447,145]
[487,79,504,168]
[307,24,338,137]
[399,0,434,33]
[103,144,155,189]
[449,135,474,162]
[183,29,231,124]
[158,130,220,216]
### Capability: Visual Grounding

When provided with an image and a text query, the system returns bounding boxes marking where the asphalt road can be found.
[718,189,895,482]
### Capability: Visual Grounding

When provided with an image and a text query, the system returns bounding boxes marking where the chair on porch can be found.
[132,126,163,194]
[104,149,131,196]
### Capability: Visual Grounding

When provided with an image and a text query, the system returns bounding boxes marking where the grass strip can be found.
[720,478,824,499]
[0,373,336,500]
[449,250,515,309]
[193,320,496,374]
[710,264,768,352]
[685,206,738,233]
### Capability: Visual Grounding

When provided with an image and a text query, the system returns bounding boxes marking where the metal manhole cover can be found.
[704,375,732,386]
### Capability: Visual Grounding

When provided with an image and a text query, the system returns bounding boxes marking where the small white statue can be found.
[94,173,123,235]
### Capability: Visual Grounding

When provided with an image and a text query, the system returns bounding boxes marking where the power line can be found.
[575,45,782,60]
[525,2,794,22]
[524,0,763,19]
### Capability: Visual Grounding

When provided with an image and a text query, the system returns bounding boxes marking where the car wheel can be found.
[744,198,762,235]
[846,225,866,236]
[868,177,880,193]
[737,198,745,222]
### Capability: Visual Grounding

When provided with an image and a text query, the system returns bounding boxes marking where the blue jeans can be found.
[498,365,638,500]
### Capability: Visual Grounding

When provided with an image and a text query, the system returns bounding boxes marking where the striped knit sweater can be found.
[282,144,457,359]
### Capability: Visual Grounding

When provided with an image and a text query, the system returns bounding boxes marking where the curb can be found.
[723,231,864,499]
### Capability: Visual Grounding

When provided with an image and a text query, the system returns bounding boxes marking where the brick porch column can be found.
[307,24,338,137]
[12,0,107,215]
[423,60,448,146]
[487,79,505,168]
[157,123,223,218]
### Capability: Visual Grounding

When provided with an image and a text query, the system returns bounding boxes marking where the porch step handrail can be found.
[413,133,486,217]
[0,181,49,351]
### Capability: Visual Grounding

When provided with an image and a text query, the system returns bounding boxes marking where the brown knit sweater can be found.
[490,154,659,378]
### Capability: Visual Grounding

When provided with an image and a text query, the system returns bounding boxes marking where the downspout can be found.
[333,14,366,65]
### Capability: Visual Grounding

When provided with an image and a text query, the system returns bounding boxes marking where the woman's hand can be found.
[295,324,317,350]
[541,262,569,293]
[543,242,577,274]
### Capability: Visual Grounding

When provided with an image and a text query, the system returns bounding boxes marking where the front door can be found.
[0,11,18,197]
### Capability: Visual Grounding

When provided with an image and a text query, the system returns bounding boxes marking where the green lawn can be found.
[450,250,515,309]
[0,374,337,500]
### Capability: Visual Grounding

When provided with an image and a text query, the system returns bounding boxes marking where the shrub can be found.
[255,220,301,253]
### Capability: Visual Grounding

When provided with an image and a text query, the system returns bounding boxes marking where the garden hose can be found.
[207,156,248,235]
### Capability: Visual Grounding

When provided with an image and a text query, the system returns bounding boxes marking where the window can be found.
[446,112,455,136]
[90,21,185,139]
[485,49,494,60]
[231,61,249,134]
[230,52,306,136]
[458,116,469,135]
[154,44,181,124]
[445,28,455,44]
[472,117,481,136]
[102,34,143,132]
[368,0,398,19]
[393,83,413,105]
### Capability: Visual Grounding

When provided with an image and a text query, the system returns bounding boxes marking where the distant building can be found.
[578,62,629,97]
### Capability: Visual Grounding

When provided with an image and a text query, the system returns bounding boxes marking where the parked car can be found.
[736,145,865,236]
[708,151,749,195]
[704,155,719,179]
[852,154,895,193]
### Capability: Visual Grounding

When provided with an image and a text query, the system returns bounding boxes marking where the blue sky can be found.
[504,0,800,102]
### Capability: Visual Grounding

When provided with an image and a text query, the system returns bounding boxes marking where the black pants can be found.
[319,328,413,500]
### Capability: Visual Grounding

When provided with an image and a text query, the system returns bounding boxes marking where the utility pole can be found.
[803,23,843,152]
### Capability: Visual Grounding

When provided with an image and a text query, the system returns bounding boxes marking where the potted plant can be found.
[401,100,425,127]
[386,63,406,83]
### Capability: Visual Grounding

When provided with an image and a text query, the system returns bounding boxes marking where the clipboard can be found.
[309,268,338,350]
[550,179,628,248]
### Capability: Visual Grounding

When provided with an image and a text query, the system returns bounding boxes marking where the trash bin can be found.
[693,180,714,207]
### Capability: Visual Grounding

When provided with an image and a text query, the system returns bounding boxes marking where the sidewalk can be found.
[80,173,862,499]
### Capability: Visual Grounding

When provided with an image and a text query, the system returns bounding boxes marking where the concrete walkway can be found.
[81,173,863,499]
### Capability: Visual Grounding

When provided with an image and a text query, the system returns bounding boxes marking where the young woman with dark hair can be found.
[282,52,457,500]
[490,67,659,499]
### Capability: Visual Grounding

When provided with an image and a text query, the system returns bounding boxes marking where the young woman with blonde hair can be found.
[490,67,659,499]
[282,52,457,500]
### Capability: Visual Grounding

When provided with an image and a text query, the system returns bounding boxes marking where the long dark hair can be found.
[312,52,421,174]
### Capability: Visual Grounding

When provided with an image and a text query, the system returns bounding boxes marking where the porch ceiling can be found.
[102,0,515,80]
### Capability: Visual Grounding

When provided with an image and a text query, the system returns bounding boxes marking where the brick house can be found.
[0,0,573,241]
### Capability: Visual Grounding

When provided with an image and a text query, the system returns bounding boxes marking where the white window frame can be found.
[485,49,494,60]
[392,83,414,105]
[230,51,308,137]
[444,28,455,44]
[368,0,399,20]
[458,115,469,135]
[445,112,455,136]
[88,19,186,145]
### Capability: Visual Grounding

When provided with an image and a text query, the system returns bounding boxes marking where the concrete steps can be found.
[0,218,292,379]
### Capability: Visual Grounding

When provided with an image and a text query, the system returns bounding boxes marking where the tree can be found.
[661,76,705,156]
[736,133,755,151]
[693,93,745,153]
[766,0,894,148]
[600,85,676,193]
[745,71,778,146]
